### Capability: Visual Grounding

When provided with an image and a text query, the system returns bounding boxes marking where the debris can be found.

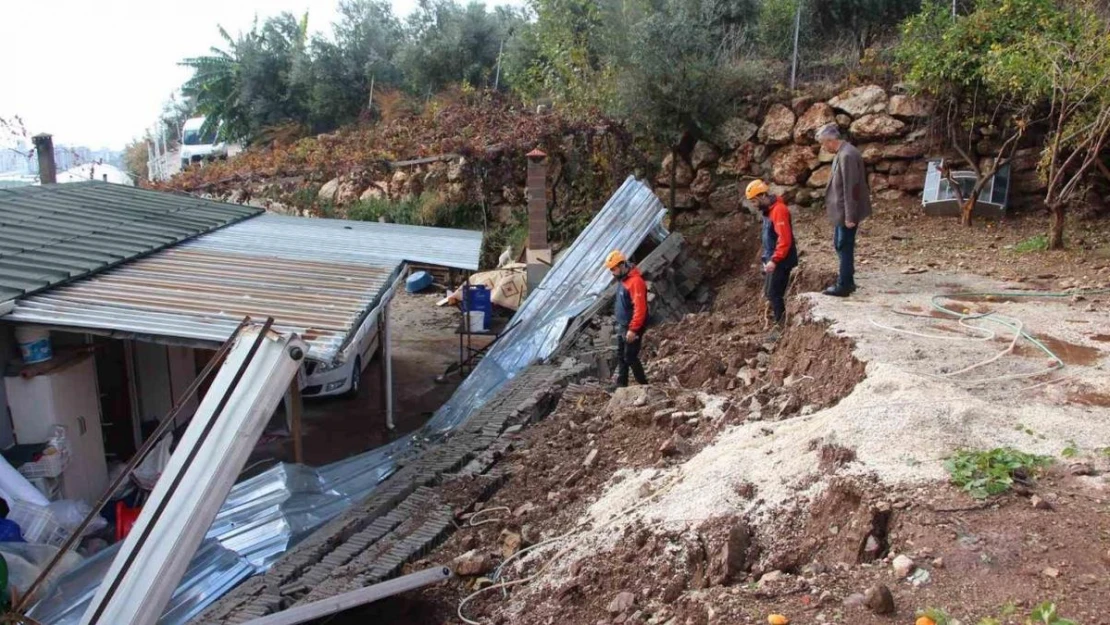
[564,469,585,488]
[513,502,536,517]
[892,554,915,578]
[1031,495,1053,511]
[501,530,522,559]
[902,267,927,274]
[1068,462,1094,476]
[1042,567,1061,579]
[843,593,867,608]
[759,570,785,586]
[452,550,492,576]
[908,568,932,587]
[607,591,636,614]
[864,584,895,615]
[736,367,756,386]
[583,449,600,468]
[863,535,882,557]
[932,557,945,569]
[659,434,692,457]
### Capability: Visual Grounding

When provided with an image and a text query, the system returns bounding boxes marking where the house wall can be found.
[134,342,199,425]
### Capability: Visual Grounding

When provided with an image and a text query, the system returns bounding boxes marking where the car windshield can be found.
[182,126,218,146]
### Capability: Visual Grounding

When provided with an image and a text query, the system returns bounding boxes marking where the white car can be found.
[300,328,379,399]
[179,117,229,169]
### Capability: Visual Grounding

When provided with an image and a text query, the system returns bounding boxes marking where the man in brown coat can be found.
[816,124,871,297]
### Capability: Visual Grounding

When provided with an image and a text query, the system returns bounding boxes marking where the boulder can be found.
[869,173,891,192]
[877,189,905,201]
[882,140,930,160]
[447,157,467,182]
[758,104,796,146]
[836,114,853,128]
[707,183,741,213]
[794,103,838,145]
[875,160,892,173]
[336,179,361,205]
[389,170,410,198]
[402,172,424,199]
[359,183,386,203]
[691,169,715,198]
[654,187,697,210]
[317,177,341,203]
[829,85,889,117]
[453,550,493,576]
[657,152,695,187]
[770,145,818,185]
[818,146,837,164]
[850,114,908,141]
[888,94,932,119]
[1010,148,1042,172]
[444,182,468,204]
[691,141,721,171]
[791,95,815,116]
[889,172,926,192]
[423,162,449,189]
[795,188,813,206]
[718,143,755,176]
[719,118,759,150]
[808,165,833,188]
[888,161,909,175]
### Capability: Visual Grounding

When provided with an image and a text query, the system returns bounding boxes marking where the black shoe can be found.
[823,286,851,297]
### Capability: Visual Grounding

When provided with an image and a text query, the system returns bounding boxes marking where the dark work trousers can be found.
[834,224,858,291]
[616,330,648,387]
[763,264,793,325]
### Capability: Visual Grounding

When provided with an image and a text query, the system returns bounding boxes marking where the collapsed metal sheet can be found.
[28,176,665,624]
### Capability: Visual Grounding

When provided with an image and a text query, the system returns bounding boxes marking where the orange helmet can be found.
[603,250,626,270]
[745,179,770,200]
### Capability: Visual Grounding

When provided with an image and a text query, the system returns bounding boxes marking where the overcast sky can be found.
[0,0,515,151]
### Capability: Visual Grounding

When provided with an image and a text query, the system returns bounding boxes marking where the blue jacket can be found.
[614,266,648,333]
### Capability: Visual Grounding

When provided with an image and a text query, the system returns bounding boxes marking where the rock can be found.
[736,367,755,386]
[318,177,341,202]
[1042,566,1060,578]
[843,593,868,608]
[794,103,838,145]
[501,530,523,559]
[691,169,715,199]
[887,94,932,119]
[359,184,386,202]
[514,502,536,517]
[892,555,915,578]
[864,584,895,615]
[691,141,721,170]
[718,143,755,176]
[661,577,685,603]
[770,145,818,185]
[336,179,361,205]
[447,157,467,181]
[654,187,696,210]
[758,104,796,146]
[758,570,785,586]
[889,172,927,192]
[720,118,760,149]
[808,165,833,188]
[1068,462,1095,476]
[444,182,467,204]
[877,189,905,201]
[882,140,930,160]
[719,521,754,583]
[453,550,493,576]
[607,591,636,614]
[817,146,837,163]
[707,183,741,212]
[795,188,813,206]
[389,170,410,198]
[659,434,692,457]
[563,468,585,487]
[423,162,448,189]
[850,114,907,141]
[908,568,932,587]
[836,113,853,128]
[889,161,909,175]
[863,534,882,556]
[583,449,599,468]
[791,95,815,116]
[1031,495,1054,510]
[869,173,890,192]
[829,85,889,117]
[657,152,695,187]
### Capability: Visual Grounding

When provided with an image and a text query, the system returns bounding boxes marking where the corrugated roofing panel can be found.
[187,214,483,271]
[0,182,260,302]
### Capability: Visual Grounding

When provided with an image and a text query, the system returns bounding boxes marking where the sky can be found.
[0,0,491,151]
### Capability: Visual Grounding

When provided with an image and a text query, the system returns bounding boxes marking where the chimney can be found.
[525,148,551,291]
[32,134,56,184]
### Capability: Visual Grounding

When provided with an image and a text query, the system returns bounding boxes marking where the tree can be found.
[813,0,922,58]
[123,139,150,182]
[897,0,1061,227]
[985,3,1110,249]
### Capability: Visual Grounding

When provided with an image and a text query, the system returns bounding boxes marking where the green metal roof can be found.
[0,181,262,303]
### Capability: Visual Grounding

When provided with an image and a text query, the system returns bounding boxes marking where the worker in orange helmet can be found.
[746,179,798,337]
[604,250,649,388]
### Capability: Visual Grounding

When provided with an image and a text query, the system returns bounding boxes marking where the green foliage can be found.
[1061,440,1079,459]
[813,0,922,57]
[1029,602,1078,625]
[918,607,953,625]
[1014,235,1049,253]
[347,193,484,230]
[944,448,1053,499]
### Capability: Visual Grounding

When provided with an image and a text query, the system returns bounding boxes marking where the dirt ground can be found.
[334,197,1110,625]
[254,291,491,466]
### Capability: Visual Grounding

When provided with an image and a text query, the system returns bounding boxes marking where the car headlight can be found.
[313,359,344,374]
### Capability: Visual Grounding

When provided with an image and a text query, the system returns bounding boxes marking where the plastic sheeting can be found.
[27,176,666,625]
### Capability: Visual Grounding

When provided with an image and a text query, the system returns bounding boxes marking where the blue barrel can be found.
[464,285,492,330]
[406,271,434,293]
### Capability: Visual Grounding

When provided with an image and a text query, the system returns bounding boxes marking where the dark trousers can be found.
[616,330,648,387]
[764,264,793,324]
[834,224,858,290]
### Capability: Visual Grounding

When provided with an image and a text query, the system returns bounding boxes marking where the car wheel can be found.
[345,357,362,398]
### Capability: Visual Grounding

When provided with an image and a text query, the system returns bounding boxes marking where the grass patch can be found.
[944,447,1053,499]
[1014,234,1049,253]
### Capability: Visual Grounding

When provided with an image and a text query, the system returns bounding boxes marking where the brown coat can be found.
[825,142,872,225]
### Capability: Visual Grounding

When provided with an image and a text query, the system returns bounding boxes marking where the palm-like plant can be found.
[180,25,253,141]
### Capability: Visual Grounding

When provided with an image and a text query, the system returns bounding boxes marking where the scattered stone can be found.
[758,104,797,146]
[908,568,932,587]
[932,557,945,569]
[1042,567,1061,579]
[583,449,600,468]
[501,530,523,559]
[892,554,915,578]
[718,521,754,583]
[608,591,636,614]
[659,434,693,457]
[720,118,759,149]
[794,103,838,144]
[691,141,721,170]
[1031,495,1054,511]
[864,584,895,615]
[863,535,882,557]
[850,114,908,141]
[563,468,585,487]
[657,153,695,187]
[843,593,868,608]
[661,577,686,603]
[1068,462,1095,476]
[887,94,932,119]
[452,550,492,576]
[759,570,785,586]
[829,85,889,117]
[902,267,927,275]
[808,165,832,188]
[736,367,755,386]
[514,502,536,517]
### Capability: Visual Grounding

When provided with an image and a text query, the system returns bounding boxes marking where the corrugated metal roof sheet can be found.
[0,181,260,303]
[188,214,483,271]
[6,247,398,362]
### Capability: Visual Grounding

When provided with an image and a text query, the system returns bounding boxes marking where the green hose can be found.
[928,287,1110,370]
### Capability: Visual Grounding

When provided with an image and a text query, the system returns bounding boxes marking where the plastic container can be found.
[7,501,68,547]
[405,270,433,293]
[14,326,51,364]
[18,427,70,480]
[465,311,486,332]
[463,285,492,330]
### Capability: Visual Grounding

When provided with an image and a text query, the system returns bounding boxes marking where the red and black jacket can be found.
[615,266,648,334]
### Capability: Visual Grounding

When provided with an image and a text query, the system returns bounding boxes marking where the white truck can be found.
[179,117,228,169]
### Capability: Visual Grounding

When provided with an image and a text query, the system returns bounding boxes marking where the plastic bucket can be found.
[15,326,52,364]
[406,270,433,293]
[466,311,486,331]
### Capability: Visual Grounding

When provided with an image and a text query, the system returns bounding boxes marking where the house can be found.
[0,181,481,505]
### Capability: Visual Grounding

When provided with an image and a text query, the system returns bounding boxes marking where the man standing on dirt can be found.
[746,179,798,335]
[604,250,649,388]
[816,123,871,297]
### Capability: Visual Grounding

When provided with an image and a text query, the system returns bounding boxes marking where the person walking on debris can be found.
[605,250,649,388]
[746,179,798,337]
[816,123,871,297]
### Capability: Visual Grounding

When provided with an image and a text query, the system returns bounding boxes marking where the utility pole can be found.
[952,0,957,18]
[790,2,802,90]
[494,39,505,91]
[368,75,375,110]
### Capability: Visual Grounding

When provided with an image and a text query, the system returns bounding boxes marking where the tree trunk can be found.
[1048,202,1066,250]
[960,197,976,227]
[669,146,677,213]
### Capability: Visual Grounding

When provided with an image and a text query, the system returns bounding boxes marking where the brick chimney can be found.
[32,134,56,184]
[525,148,551,291]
